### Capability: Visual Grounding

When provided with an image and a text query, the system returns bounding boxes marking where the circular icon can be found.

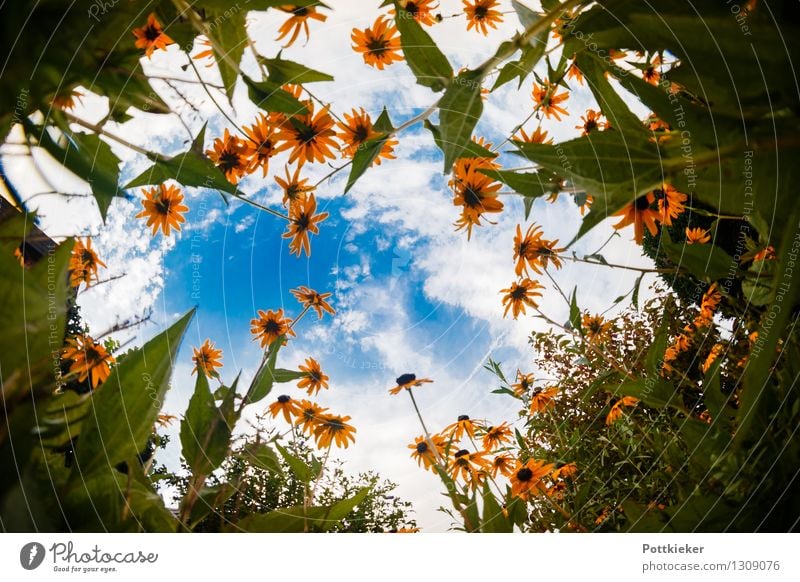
[19,542,46,570]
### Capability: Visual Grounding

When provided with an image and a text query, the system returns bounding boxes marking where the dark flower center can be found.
[511,285,527,300]
[326,418,345,431]
[144,25,161,42]
[263,320,282,334]
[155,197,172,215]
[474,5,488,19]
[416,442,429,454]
[367,37,389,55]
[219,151,242,172]
[516,468,533,482]
[457,414,470,421]
[277,394,291,403]
[81,250,95,264]
[295,212,311,231]
[635,196,652,211]
[462,186,483,208]
[86,347,101,362]
[454,449,469,458]
[396,373,416,385]
[585,119,598,132]
[353,123,370,143]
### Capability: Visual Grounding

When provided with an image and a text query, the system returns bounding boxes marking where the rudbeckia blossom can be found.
[250,308,295,348]
[269,394,300,423]
[409,434,445,470]
[276,5,327,47]
[295,399,328,435]
[685,227,711,244]
[206,129,248,184]
[133,13,174,58]
[297,357,329,396]
[463,0,503,35]
[275,166,315,208]
[394,0,439,26]
[512,370,535,397]
[449,449,490,483]
[445,414,479,440]
[582,314,613,344]
[191,339,223,378]
[136,183,188,237]
[290,286,335,319]
[576,109,607,135]
[242,114,281,177]
[351,17,403,70]
[276,103,338,166]
[509,459,554,500]
[491,453,516,477]
[532,80,570,120]
[512,223,565,276]
[481,422,513,450]
[283,193,329,257]
[314,414,357,448]
[389,373,433,395]
[336,108,397,164]
[529,386,558,414]
[605,396,639,425]
[452,165,503,239]
[612,192,660,244]
[62,335,115,389]
[500,278,543,319]
[68,237,106,288]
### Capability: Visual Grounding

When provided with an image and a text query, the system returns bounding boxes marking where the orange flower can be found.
[452,165,503,239]
[409,434,445,470]
[575,193,593,215]
[513,223,565,276]
[275,102,338,166]
[512,370,535,397]
[606,396,639,425]
[283,193,329,257]
[567,59,584,85]
[532,80,570,120]
[250,308,296,349]
[276,5,327,47]
[500,278,543,319]
[482,422,513,450]
[133,13,174,58]
[529,386,558,414]
[654,184,687,226]
[509,459,554,500]
[297,357,329,396]
[295,399,328,435]
[52,89,84,111]
[136,183,188,237]
[576,109,606,135]
[514,126,552,144]
[612,192,660,244]
[351,17,403,70]
[753,245,776,262]
[242,114,281,177]
[206,129,248,184]
[191,339,223,378]
[551,462,578,481]
[449,449,490,483]
[275,165,315,208]
[444,415,480,441]
[702,343,725,374]
[290,286,335,319]
[685,227,711,244]
[463,0,503,35]
[490,453,516,478]
[68,237,106,289]
[336,108,397,164]
[269,394,301,423]
[192,38,214,66]
[388,373,434,395]
[314,414,356,448]
[700,283,721,320]
[582,314,613,344]
[62,335,115,389]
[642,54,662,85]
[394,0,440,26]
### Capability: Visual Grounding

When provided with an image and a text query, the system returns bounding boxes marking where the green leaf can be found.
[241,443,283,474]
[631,273,644,309]
[270,368,307,383]
[393,1,452,92]
[702,359,730,428]
[187,483,235,529]
[244,77,308,115]
[28,123,121,222]
[207,8,248,101]
[488,1,549,91]
[74,309,195,476]
[275,442,313,483]
[180,372,233,475]
[478,168,559,200]
[425,120,497,162]
[512,131,664,243]
[438,69,485,171]
[259,53,334,84]
[124,123,235,195]
[568,287,581,332]
[480,483,512,533]
[245,339,285,404]
[660,230,736,282]
[645,308,670,376]
[345,109,395,193]
[615,377,682,411]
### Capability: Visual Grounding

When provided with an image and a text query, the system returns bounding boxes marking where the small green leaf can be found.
[241,443,283,474]
[275,442,313,483]
[438,69,485,171]
[345,108,394,192]
[259,53,334,84]
[569,287,581,332]
[244,77,308,115]
[478,168,560,200]
[481,483,512,533]
[393,1,452,92]
[245,339,285,404]
[425,120,497,162]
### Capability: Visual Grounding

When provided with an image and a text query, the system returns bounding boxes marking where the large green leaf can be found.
[480,483,512,533]
[659,230,736,283]
[259,53,334,84]
[124,123,235,195]
[478,168,560,200]
[425,120,497,162]
[491,1,549,91]
[437,69,486,171]
[241,442,283,474]
[74,308,195,476]
[27,123,122,222]
[207,8,248,101]
[393,1,452,92]
[245,77,309,115]
[245,338,285,404]
[275,442,313,483]
[512,131,664,242]
[180,372,233,475]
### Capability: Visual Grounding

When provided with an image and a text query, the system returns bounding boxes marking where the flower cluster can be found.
[612,183,689,244]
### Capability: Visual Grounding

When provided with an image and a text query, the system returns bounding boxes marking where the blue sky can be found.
[9,2,661,530]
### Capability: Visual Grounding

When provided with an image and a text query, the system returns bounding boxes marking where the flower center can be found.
[516,467,533,482]
[277,394,291,403]
[416,442,429,454]
[396,373,416,385]
[457,415,470,421]
[144,25,161,42]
